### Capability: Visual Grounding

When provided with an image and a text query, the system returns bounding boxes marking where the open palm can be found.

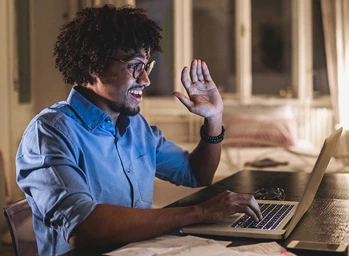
[173,59,223,119]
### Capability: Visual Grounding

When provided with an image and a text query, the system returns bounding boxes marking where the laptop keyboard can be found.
[232,203,295,230]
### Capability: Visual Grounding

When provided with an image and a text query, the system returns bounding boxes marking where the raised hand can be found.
[173,59,223,120]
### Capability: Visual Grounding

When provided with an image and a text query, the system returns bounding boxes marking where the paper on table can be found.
[105,235,235,256]
[105,236,298,256]
[229,242,298,256]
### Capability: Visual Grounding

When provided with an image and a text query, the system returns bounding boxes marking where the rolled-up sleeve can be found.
[16,117,97,242]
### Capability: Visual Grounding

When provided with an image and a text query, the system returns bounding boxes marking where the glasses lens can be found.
[133,63,145,79]
[145,60,156,75]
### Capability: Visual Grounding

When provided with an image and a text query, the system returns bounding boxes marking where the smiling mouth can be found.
[129,89,143,99]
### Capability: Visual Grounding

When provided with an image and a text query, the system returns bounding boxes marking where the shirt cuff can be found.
[49,193,97,243]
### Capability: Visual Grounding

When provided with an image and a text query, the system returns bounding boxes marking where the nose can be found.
[137,71,151,87]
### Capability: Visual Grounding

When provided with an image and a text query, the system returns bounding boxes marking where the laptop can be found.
[181,127,343,240]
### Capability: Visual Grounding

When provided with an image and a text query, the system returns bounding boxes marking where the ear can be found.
[90,72,98,78]
[90,72,101,84]
[89,73,101,86]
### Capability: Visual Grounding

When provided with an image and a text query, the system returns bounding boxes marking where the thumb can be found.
[173,92,193,110]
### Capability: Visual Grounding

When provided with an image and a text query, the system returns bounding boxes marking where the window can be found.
[312,0,330,96]
[192,0,236,93]
[251,0,292,96]
[136,0,330,104]
[136,0,174,96]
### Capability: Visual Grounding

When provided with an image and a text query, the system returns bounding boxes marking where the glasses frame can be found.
[110,57,156,79]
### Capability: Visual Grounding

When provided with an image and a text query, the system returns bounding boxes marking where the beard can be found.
[121,106,140,116]
[114,103,140,116]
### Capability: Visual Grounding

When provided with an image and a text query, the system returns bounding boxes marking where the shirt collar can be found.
[116,113,130,136]
[67,87,111,131]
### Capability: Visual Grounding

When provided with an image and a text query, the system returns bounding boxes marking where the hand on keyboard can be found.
[197,190,263,224]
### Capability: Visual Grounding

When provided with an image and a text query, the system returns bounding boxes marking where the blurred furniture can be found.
[152,103,344,208]
[3,198,37,256]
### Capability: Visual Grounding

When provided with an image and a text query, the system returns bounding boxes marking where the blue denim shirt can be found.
[16,87,200,255]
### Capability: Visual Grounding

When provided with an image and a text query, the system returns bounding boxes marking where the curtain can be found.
[321,0,349,129]
[322,0,349,164]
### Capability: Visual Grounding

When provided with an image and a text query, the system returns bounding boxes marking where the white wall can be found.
[0,0,70,203]
[0,0,11,239]
[31,0,71,112]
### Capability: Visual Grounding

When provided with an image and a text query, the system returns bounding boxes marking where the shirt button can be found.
[127,168,131,173]
[134,202,138,207]
[105,118,111,123]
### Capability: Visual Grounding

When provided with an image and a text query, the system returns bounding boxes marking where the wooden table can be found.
[167,170,349,255]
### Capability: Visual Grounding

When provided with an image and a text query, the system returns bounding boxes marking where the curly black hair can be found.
[54,4,162,86]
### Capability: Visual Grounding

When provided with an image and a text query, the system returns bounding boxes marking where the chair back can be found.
[3,198,38,256]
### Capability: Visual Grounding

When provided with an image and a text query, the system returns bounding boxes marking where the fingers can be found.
[200,191,262,223]
[181,59,213,87]
[234,205,260,222]
[173,92,193,110]
[197,60,204,82]
[188,59,210,83]
[233,193,263,221]
[181,66,191,89]
[202,61,213,82]
[190,60,199,83]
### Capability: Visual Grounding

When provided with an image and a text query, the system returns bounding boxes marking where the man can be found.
[16,4,262,255]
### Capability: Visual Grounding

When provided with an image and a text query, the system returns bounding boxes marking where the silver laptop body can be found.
[181,127,343,240]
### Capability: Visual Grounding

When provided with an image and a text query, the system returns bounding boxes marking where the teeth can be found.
[129,90,142,95]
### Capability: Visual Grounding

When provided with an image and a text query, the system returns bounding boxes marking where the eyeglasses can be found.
[254,187,285,201]
[110,57,156,79]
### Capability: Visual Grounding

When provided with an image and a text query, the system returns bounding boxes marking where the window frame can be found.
[172,0,331,107]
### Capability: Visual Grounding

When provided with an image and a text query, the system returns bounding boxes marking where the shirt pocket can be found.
[132,153,156,204]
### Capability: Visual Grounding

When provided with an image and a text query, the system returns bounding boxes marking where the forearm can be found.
[69,204,203,251]
[190,116,223,186]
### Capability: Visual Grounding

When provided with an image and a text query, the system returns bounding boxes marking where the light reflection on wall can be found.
[338,66,349,130]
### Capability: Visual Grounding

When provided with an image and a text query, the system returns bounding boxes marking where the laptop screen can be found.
[284,127,342,238]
